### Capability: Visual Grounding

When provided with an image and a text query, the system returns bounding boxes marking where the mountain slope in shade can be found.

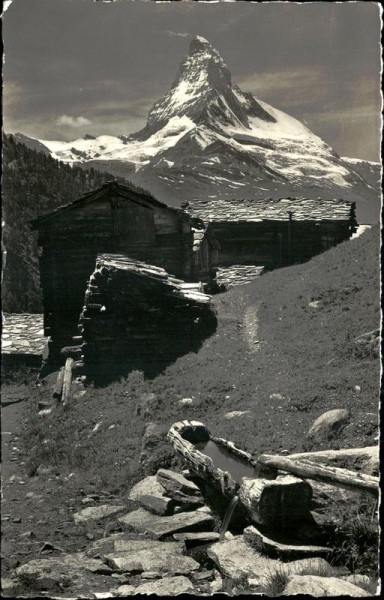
[24,36,380,222]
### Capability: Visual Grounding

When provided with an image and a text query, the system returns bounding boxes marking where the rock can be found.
[39,541,65,554]
[128,476,174,515]
[133,575,195,595]
[38,400,53,411]
[238,475,312,531]
[38,408,53,416]
[15,554,112,591]
[269,393,284,401]
[73,505,125,524]
[118,507,214,539]
[173,531,220,548]
[282,575,370,596]
[342,574,372,588]
[209,569,223,593]
[179,397,194,406]
[208,537,336,584]
[243,526,330,559]
[104,539,199,575]
[140,422,168,465]
[116,584,136,596]
[1,577,22,597]
[197,505,212,514]
[224,410,251,419]
[156,469,204,506]
[93,593,118,599]
[308,409,351,441]
[135,393,157,418]
[191,570,215,582]
[141,571,162,579]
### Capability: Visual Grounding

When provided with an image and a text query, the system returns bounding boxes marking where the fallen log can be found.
[256,454,379,497]
[61,358,74,407]
[52,367,64,400]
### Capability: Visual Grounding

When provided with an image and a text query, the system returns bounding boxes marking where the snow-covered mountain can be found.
[18,36,381,222]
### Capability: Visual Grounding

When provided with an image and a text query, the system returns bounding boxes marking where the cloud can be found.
[165,30,190,39]
[56,115,91,127]
[235,66,328,108]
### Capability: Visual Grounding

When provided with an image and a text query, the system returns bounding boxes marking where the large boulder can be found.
[118,507,214,539]
[308,409,351,442]
[282,574,369,596]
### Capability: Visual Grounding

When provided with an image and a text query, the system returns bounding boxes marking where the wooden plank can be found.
[256,454,379,497]
[61,358,74,407]
[52,367,65,399]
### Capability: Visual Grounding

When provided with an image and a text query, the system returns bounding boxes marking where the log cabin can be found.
[31,181,216,362]
[184,197,357,270]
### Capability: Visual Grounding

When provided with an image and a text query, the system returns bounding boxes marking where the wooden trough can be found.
[168,420,255,499]
[168,420,380,510]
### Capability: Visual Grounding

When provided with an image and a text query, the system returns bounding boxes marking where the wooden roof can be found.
[185,197,355,223]
[31,181,202,229]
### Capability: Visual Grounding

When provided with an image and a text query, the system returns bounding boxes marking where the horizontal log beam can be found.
[257,454,379,497]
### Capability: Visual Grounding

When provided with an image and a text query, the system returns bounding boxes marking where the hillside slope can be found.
[18,227,380,486]
[135,225,380,456]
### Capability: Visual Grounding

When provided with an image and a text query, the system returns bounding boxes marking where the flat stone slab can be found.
[104,539,199,575]
[128,476,174,515]
[282,575,369,596]
[156,469,203,506]
[208,537,336,584]
[15,553,112,592]
[132,575,195,595]
[118,507,214,539]
[173,531,220,548]
[73,505,125,524]
[243,526,330,559]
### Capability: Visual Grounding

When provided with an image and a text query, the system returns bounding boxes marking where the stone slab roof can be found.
[185,197,354,223]
[2,314,46,355]
[96,254,210,304]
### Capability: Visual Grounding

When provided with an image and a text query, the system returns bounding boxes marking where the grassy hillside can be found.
[20,226,380,491]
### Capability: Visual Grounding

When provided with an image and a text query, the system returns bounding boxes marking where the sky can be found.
[2,0,382,161]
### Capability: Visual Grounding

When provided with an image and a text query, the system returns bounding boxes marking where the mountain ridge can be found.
[11,36,381,222]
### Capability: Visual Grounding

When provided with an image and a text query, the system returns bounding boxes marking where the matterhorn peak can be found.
[189,35,216,56]
[142,35,261,134]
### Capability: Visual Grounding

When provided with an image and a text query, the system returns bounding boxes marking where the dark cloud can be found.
[2,0,381,160]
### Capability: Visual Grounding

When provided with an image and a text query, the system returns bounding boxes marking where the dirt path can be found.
[243,305,261,353]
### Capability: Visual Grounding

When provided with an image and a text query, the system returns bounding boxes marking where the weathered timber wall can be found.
[209,220,352,269]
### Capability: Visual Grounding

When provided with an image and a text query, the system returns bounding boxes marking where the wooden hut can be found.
[185,197,357,270]
[31,182,215,360]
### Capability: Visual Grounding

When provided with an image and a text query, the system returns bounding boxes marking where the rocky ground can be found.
[1,442,379,598]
